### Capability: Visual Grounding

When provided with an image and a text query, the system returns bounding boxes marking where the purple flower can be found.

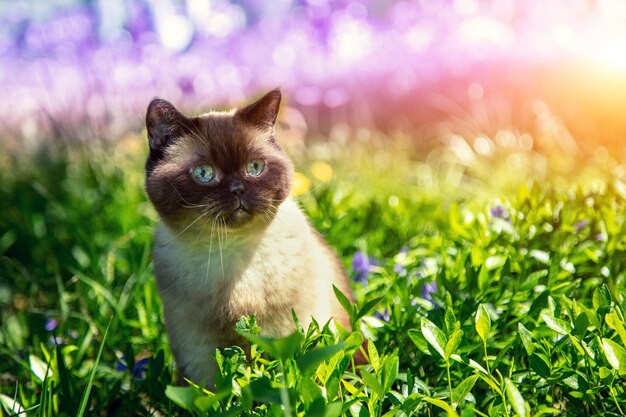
[352,251,377,286]
[69,330,79,339]
[375,309,390,322]
[393,263,407,276]
[421,281,437,302]
[490,205,508,219]
[574,220,589,232]
[45,318,58,331]
[116,356,149,379]
[48,336,64,346]
[595,233,605,241]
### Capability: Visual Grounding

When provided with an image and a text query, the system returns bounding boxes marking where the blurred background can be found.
[2,0,626,156]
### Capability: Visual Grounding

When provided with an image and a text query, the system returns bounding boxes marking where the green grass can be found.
[1,132,626,416]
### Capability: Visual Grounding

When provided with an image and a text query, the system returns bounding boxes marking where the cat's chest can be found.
[155,232,294,332]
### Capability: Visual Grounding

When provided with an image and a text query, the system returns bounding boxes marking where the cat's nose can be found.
[229,179,245,196]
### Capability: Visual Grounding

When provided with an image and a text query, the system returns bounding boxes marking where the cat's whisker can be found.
[173,210,210,240]
[205,216,218,286]
[196,206,217,240]
[218,218,225,279]
[259,202,285,226]
[170,184,204,209]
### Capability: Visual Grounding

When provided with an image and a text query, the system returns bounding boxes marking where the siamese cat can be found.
[144,89,353,386]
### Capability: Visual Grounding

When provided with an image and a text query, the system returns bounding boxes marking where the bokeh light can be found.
[1,0,626,151]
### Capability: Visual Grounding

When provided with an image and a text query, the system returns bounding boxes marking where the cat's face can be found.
[145,89,293,237]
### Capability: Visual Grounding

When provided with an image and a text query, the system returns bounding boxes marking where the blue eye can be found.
[192,164,215,183]
[246,160,265,177]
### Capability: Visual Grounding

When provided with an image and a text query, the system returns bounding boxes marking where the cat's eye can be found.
[192,164,215,183]
[246,160,265,177]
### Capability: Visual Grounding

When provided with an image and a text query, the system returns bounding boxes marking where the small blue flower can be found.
[116,356,149,379]
[45,318,58,332]
[48,335,64,346]
[490,205,507,219]
[352,251,377,286]
[375,309,390,322]
[393,263,407,276]
[574,220,589,232]
[421,281,437,302]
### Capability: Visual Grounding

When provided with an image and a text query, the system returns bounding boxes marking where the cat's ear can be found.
[146,98,187,151]
[236,88,281,130]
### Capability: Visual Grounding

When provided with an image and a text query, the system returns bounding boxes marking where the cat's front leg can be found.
[172,332,223,388]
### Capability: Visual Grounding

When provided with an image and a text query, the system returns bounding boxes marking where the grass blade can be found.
[76,316,113,417]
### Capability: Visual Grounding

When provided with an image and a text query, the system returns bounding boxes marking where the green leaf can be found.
[593,284,612,312]
[361,370,385,398]
[0,394,25,415]
[529,353,551,378]
[476,373,502,395]
[505,378,529,417]
[421,318,447,359]
[601,338,626,372]
[194,394,220,413]
[485,255,507,270]
[445,329,464,361]
[517,323,534,355]
[445,306,457,335]
[29,354,51,382]
[408,329,430,354]
[247,376,283,404]
[573,312,590,337]
[368,338,380,371]
[599,366,613,381]
[606,309,626,347]
[380,353,399,392]
[355,296,384,321]
[423,397,460,417]
[324,402,343,417]
[306,397,326,417]
[296,343,346,376]
[453,374,479,404]
[333,285,354,319]
[475,304,491,342]
[540,312,570,335]
[239,330,303,361]
[165,386,199,411]
[235,314,261,335]
[299,378,324,405]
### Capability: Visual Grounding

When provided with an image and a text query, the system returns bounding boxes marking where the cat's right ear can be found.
[146,99,186,151]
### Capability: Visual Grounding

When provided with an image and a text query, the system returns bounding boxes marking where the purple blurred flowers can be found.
[375,308,390,322]
[575,219,589,232]
[45,318,58,331]
[48,335,64,346]
[352,251,377,286]
[393,263,407,276]
[3,1,624,141]
[490,205,508,220]
[421,281,437,302]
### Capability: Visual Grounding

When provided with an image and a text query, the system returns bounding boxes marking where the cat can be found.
[144,89,354,386]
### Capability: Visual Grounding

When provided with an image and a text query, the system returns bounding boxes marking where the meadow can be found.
[1,127,626,417]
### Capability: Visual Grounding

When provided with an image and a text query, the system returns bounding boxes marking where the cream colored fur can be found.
[153,198,349,386]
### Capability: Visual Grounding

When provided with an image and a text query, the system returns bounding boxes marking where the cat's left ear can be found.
[236,88,281,130]
[146,98,188,151]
